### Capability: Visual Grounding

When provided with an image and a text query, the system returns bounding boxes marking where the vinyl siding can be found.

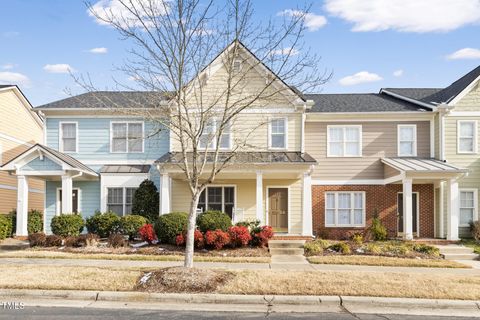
[453,82,480,111]
[305,121,431,180]
[171,178,303,234]
[21,156,62,171]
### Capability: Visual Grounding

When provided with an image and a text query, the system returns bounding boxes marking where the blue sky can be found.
[0,0,479,106]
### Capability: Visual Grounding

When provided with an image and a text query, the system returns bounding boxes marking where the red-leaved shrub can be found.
[205,229,230,250]
[175,229,204,249]
[228,226,251,247]
[253,226,274,247]
[139,224,157,244]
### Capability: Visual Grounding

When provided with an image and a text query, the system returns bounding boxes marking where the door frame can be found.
[397,191,420,237]
[56,187,81,215]
[265,186,290,234]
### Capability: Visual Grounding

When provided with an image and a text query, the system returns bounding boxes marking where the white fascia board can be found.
[380,89,436,111]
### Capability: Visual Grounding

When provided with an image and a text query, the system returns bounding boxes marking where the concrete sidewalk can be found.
[2,257,480,274]
[1,289,480,317]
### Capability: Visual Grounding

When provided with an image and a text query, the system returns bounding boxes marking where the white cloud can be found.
[278,9,327,32]
[393,69,404,77]
[89,0,169,28]
[0,72,30,86]
[339,71,383,86]
[324,0,480,33]
[43,64,76,74]
[89,47,108,54]
[269,47,300,57]
[447,48,480,60]
[1,63,15,70]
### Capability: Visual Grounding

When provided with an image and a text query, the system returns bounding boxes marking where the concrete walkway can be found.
[3,257,480,275]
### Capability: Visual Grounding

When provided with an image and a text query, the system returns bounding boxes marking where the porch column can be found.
[302,172,313,236]
[61,175,73,213]
[16,175,28,236]
[402,178,414,240]
[160,173,170,215]
[447,178,460,241]
[256,171,264,224]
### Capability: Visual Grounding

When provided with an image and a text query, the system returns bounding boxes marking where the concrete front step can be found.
[0,238,29,251]
[268,240,305,249]
[269,248,305,256]
[435,245,474,255]
[270,254,308,264]
[442,253,478,261]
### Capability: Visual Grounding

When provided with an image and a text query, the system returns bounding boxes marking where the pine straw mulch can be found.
[135,267,234,293]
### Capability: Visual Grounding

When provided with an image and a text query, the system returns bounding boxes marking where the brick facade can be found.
[312,184,435,240]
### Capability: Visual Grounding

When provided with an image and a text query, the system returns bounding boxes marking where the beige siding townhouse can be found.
[0,85,44,216]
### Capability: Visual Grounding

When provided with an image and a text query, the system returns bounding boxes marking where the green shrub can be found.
[86,211,121,238]
[365,243,382,254]
[155,212,189,244]
[370,216,388,241]
[51,213,84,237]
[120,214,148,240]
[328,242,351,254]
[132,179,159,223]
[413,243,440,256]
[304,239,330,256]
[470,220,480,241]
[28,232,46,247]
[197,210,232,233]
[27,210,43,234]
[0,214,13,240]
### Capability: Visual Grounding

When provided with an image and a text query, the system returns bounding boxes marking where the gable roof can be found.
[0,85,44,126]
[36,91,168,110]
[304,92,431,113]
[0,85,14,89]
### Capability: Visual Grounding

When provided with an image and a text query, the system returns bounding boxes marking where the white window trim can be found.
[459,188,478,227]
[110,121,145,154]
[197,185,237,214]
[324,191,366,227]
[268,117,288,150]
[397,124,417,157]
[326,125,362,157]
[55,188,81,215]
[198,120,232,151]
[59,121,78,153]
[457,120,478,154]
[106,186,138,216]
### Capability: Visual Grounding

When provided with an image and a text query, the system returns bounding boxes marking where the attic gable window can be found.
[232,59,242,73]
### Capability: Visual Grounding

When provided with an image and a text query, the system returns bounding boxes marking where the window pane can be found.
[400,127,414,141]
[354,193,363,208]
[207,187,222,205]
[107,205,123,216]
[326,194,335,208]
[224,187,234,204]
[128,123,143,152]
[271,134,285,148]
[345,127,359,141]
[219,133,230,149]
[460,122,474,137]
[345,142,359,156]
[338,193,351,209]
[112,123,127,152]
[329,128,343,141]
[329,142,343,156]
[354,209,363,225]
[326,209,335,225]
[62,123,77,152]
[460,208,474,225]
[271,119,285,134]
[107,188,123,204]
[126,188,137,204]
[459,138,474,152]
[338,209,351,225]
[400,141,414,155]
[63,138,76,152]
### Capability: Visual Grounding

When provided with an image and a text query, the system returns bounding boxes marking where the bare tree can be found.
[84,0,330,268]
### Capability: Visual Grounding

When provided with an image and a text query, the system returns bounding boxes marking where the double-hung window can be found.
[107,187,138,216]
[398,125,417,157]
[60,122,78,153]
[111,122,144,153]
[325,192,365,227]
[197,186,235,218]
[327,125,362,157]
[458,120,477,154]
[270,118,287,149]
[460,189,478,227]
[198,120,231,150]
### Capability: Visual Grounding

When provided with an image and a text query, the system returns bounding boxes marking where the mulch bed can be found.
[135,267,234,293]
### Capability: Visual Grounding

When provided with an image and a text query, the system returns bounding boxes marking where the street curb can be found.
[1,289,479,315]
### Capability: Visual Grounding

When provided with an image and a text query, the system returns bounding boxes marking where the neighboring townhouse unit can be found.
[0,85,44,215]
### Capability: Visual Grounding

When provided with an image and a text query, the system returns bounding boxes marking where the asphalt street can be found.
[0,307,478,320]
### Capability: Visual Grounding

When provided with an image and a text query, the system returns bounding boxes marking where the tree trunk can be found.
[184,193,200,268]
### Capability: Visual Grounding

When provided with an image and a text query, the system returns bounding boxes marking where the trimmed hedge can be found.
[154,212,188,244]
[0,214,13,240]
[8,209,44,235]
[197,211,232,233]
[120,215,148,240]
[51,213,84,237]
[86,211,121,238]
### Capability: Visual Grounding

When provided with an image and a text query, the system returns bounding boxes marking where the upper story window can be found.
[458,120,477,154]
[111,122,144,153]
[397,125,417,157]
[198,120,231,150]
[269,118,287,149]
[59,122,78,153]
[327,125,362,157]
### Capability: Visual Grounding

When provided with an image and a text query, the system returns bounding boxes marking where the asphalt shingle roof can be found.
[382,88,443,104]
[304,93,431,113]
[36,91,169,109]
[0,85,14,89]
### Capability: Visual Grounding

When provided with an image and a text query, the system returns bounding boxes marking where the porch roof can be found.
[100,164,151,173]
[155,151,317,165]
[1,143,98,177]
[381,157,467,173]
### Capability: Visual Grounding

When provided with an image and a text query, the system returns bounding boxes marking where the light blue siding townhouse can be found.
[2,92,169,235]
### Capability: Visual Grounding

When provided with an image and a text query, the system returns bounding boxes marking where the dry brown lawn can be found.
[308,255,469,268]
